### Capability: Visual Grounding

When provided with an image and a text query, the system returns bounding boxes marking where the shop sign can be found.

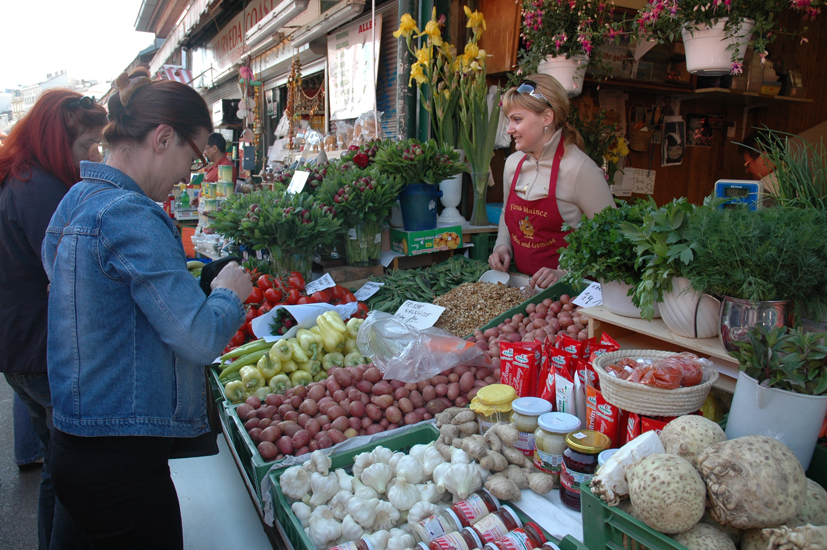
[207,1,277,74]
[327,14,382,120]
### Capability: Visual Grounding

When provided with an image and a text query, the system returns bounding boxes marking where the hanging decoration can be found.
[286,56,301,151]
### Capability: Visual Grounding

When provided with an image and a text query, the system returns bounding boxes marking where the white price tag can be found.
[354,281,384,301]
[256,249,263,260]
[348,228,358,240]
[572,281,603,308]
[286,170,310,194]
[374,232,382,244]
[572,432,587,440]
[394,300,446,330]
[305,273,336,295]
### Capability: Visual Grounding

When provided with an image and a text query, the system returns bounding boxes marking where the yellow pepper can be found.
[287,337,309,363]
[269,339,292,363]
[239,366,266,392]
[322,310,347,333]
[224,380,245,403]
[252,387,270,401]
[344,351,365,367]
[343,338,359,355]
[317,315,345,353]
[313,371,327,382]
[296,328,321,360]
[346,317,364,339]
[297,359,321,376]
[290,370,313,386]
[280,359,298,374]
[269,374,291,393]
[256,354,281,381]
[322,352,344,370]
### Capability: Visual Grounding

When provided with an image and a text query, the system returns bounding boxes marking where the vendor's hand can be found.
[488,249,511,272]
[211,261,253,302]
[529,267,559,291]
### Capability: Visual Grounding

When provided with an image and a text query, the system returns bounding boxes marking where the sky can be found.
[0,0,157,90]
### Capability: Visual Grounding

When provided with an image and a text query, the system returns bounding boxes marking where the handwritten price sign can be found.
[394,300,445,330]
[572,281,603,308]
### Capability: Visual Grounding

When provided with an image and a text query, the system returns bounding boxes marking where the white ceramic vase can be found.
[727,371,827,470]
[659,276,721,339]
[600,280,660,319]
[681,18,755,76]
[437,173,466,226]
[536,54,589,97]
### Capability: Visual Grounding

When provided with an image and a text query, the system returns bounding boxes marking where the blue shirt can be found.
[42,162,245,437]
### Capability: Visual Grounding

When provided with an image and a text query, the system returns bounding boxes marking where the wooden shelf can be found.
[584,79,813,105]
[585,77,694,94]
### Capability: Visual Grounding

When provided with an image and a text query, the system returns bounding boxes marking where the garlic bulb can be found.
[432,462,452,493]
[408,501,440,526]
[409,444,429,464]
[308,514,341,549]
[328,490,353,520]
[449,447,473,465]
[388,532,415,550]
[336,469,354,493]
[308,450,332,475]
[363,530,391,549]
[291,501,312,528]
[352,475,379,500]
[371,446,394,465]
[280,463,312,500]
[396,455,425,485]
[339,514,364,543]
[372,500,402,532]
[442,463,483,499]
[361,462,394,494]
[352,452,375,478]
[388,451,406,472]
[417,481,443,503]
[308,472,340,508]
[388,477,421,511]
[422,446,446,477]
[347,496,380,529]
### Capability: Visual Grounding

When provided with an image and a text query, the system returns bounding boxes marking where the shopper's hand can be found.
[211,261,253,302]
[488,249,511,272]
[529,267,559,291]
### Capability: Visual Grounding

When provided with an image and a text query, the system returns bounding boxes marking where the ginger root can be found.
[528,473,555,495]
[456,421,478,435]
[502,446,529,467]
[484,429,503,452]
[504,464,529,489]
[439,424,459,445]
[461,437,488,460]
[489,423,519,447]
[764,524,827,550]
[485,474,522,501]
[451,410,477,425]
[480,451,508,472]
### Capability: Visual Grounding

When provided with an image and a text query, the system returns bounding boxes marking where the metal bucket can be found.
[719,296,794,352]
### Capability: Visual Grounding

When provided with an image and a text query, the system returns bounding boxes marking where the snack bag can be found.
[586,385,622,447]
[549,347,575,414]
[500,341,542,398]
[556,333,585,360]
[536,338,557,404]
[626,412,642,443]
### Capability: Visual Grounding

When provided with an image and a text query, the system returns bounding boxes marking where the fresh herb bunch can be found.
[559,198,651,291]
[372,138,466,185]
[634,0,822,74]
[208,192,270,246]
[730,326,827,396]
[316,167,405,227]
[683,206,827,322]
[517,0,621,77]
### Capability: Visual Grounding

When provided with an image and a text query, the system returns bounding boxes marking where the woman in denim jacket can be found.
[42,69,252,550]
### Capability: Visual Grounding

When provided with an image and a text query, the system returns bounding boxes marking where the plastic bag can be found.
[274,112,290,138]
[302,130,322,153]
[655,353,705,387]
[351,110,384,146]
[335,121,354,150]
[627,362,683,390]
[356,312,492,383]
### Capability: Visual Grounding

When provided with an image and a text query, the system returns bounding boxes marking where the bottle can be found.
[483,522,547,550]
[180,188,190,209]
[327,540,374,550]
[425,527,483,550]
[411,510,463,543]
[450,490,501,527]
[469,506,522,545]
[510,397,553,458]
[560,430,611,511]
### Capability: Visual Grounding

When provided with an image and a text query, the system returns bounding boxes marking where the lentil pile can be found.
[433,282,525,337]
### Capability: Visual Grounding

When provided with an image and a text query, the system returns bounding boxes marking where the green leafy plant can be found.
[730,325,827,396]
[559,198,651,290]
[683,206,827,322]
[372,138,466,186]
[316,167,405,227]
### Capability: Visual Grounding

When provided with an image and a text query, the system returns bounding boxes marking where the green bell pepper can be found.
[224,380,246,403]
[269,374,292,394]
[290,370,313,386]
[322,352,344,370]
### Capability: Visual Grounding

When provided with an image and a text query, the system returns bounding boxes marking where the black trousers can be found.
[50,429,183,550]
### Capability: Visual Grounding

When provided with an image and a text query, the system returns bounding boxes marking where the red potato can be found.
[258,418,272,430]
[468,387,480,400]
[366,425,385,435]
[448,373,460,383]
[333,390,347,403]
[513,313,525,324]
[257,408,272,420]
[549,302,562,315]
[348,388,363,402]
[299,399,319,416]
[493,366,501,379]
[389,380,405,390]
[278,404,294,417]
[483,328,499,339]
[349,400,366,417]
[379,418,390,428]
[371,395,394,410]
[578,330,589,341]
[318,396,334,407]
[559,317,574,329]
[567,325,579,335]
[326,406,347,420]
[484,376,495,384]
[363,367,383,383]
[438,397,452,409]
[319,436,333,449]
[476,367,492,379]
[387,423,399,430]
[333,369,353,387]
[264,393,283,407]
[328,429,346,444]
[536,303,549,316]
[365,404,383,421]
[307,385,325,402]
[282,422,301,438]
[283,411,299,422]
[488,343,501,357]
[331,416,350,432]
[360,393,370,405]
[316,415,330,427]
[506,333,521,343]
[292,429,311,449]
[361,417,373,429]
[404,383,418,392]
[245,395,261,409]
[258,441,278,460]
[473,380,486,388]
[404,412,424,425]
[292,386,307,400]
[245,418,261,430]
[322,423,331,431]
[313,430,326,441]
[372,381,393,396]
[348,417,361,431]
[319,402,336,416]
[459,372,475,393]
[259,425,281,443]
[414,406,428,415]
[297,414,310,428]
[237,404,254,419]
[289,395,301,409]
[358,429,367,437]
[423,413,433,420]
[326,379,342,394]
[526,303,537,314]
[560,294,571,304]
[398,397,414,414]
[393,387,410,400]
[385,406,403,424]
[446,383,461,401]
[308,440,320,452]
[501,325,515,334]
[305,418,321,437]
[349,366,365,381]
[454,396,469,407]
[435,384,448,397]
[344,428,359,439]
[355,380,374,394]
[454,365,471,377]
[296,447,310,456]
[426,399,447,415]
[409,391,425,408]
[422,386,437,402]
[248,427,262,444]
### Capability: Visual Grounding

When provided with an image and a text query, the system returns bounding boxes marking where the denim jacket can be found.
[42,162,245,437]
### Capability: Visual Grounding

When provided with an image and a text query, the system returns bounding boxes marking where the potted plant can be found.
[559,198,656,318]
[316,167,405,266]
[620,197,722,337]
[727,325,827,469]
[634,0,822,75]
[569,107,629,183]
[682,206,827,350]
[517,0,621,95]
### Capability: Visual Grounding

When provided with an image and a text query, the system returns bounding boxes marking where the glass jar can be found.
[483,522,547,550]
[451,490,500,527]
[469,505,522,544]
[560,430,611,511]
[471,384,517,433]
[426,528,483,550]
[327,540,374,550]
[598,448,618,468]
[510,397,553,458]
[411,510,464,543]
[533,412,582,485]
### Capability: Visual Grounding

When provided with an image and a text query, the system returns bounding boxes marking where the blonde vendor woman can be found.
[488,74,615,289]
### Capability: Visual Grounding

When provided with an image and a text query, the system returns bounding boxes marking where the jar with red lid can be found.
[469,505,522,544]
[411,510,464,543]
[425,527,483,550]
[451,490,501,527]
[327,540,374,550]
[482,522,547,550]
[559,430,611,511]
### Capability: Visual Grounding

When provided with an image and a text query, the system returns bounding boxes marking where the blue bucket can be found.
[399,184,443,231]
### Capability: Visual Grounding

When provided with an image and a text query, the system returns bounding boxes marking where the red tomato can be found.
[245,287,263,305]
[287,273,305,291]
[286,288,301,305]
[340,291,357,304]
[356,302,369,315]
[330,285,346,301]
[245,308,258,323]
[258,304,272,315]
[264,287,282,305]
[257,274,273,291]
[296,295,317,305]
[230,331,246,347]
[244,320,256,338]
[311,289,331,303]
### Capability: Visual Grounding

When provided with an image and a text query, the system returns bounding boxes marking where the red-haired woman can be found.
[0,89,106,549]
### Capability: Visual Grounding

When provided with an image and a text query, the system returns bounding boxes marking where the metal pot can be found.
[719,296,794,352]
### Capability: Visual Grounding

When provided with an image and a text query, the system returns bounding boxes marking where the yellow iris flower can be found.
[409,63,428,86]
[393,13,419,38]
[415,46,431,66]
[462,42,480,67]
[464,6,487,34]
[418,19,443,46]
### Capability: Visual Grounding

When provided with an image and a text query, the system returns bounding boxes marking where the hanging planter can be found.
[536,54,589,97]
[681,18,755,76]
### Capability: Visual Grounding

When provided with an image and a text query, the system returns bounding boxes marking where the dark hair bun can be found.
[130,67,151,79]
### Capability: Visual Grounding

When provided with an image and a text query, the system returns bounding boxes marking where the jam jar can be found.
[559,430,611,511]
[533,412,581,485]
[451,490,501,526]
[510,397,553,458]
[469,505,522,544]
[411,510,464,543]
[483,522,547,550]
[424,527,484,550]
[471,385,517,433]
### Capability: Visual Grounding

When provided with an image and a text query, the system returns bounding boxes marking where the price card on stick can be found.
[286,170,309,194]
[354,281,384,301]
[304,273,336,295]
[394,300,445,330]
[572,281,603,308]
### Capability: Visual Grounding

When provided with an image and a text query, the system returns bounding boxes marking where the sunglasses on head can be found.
[516,80,552,109]
[186,136,209,170]
[67,96,96,109]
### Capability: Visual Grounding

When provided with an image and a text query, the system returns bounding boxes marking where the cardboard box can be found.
[390,226,463,256]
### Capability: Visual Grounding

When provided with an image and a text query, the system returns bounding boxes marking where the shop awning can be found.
[157,65,194,85]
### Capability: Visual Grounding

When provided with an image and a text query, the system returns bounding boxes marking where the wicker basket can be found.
[628,103,654,152]
[593,350,719,416]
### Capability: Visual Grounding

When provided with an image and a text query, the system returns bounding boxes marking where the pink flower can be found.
[759,52,768,64]
[801,37,810,44]
[731,62,743,75]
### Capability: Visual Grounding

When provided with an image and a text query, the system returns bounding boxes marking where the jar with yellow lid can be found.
[470,385,517,434]
[510,397,552,458]
[559,430,611,511]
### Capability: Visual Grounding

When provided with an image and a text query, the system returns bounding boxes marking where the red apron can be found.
[504,139,570,274]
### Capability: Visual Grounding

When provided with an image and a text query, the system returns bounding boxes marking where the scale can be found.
[714,179,764,210]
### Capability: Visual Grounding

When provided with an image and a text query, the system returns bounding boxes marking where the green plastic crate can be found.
[581,484,689,550]
[468,231,499,262]
[226,404,280,505]
[268,422,586,550]
[477,279,588,334]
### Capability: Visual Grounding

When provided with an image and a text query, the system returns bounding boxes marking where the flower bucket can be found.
[600,280,660,319]
[399,183,442,232]
[659,277,720,339]
[681,18,755,76]
[726,372,827,470]
[344,220,383,266]
[537,54,589,97]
